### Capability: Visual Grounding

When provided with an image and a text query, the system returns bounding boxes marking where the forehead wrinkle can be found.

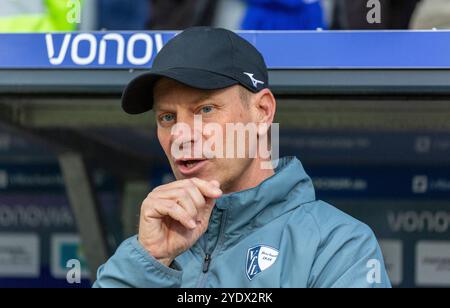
[154,88,219,113]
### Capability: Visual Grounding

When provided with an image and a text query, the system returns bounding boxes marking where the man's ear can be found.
[252,89,276,136]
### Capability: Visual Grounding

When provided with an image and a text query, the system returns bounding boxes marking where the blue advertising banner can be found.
[148,163,450,199]
[0,127,55,160]
[2,31,450,69]
[79,128,450,165]
[0,163,117,193]
[281,130,450,165]
[332,200,450,288]
[0,193,119,288]
[309,165,450,199]
[0,163,121,288]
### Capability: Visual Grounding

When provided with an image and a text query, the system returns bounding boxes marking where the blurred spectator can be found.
[333,0,420,29]
[240,0,326,30]
[97,0,149,30]
[148,0,218,30]
[411,0,450,29]
[0,0,81,32]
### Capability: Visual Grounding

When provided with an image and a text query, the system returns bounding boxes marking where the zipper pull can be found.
[202,254,211,273]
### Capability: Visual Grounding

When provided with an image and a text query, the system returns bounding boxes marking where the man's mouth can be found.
[183,160,201,168]
[175,158,209,175]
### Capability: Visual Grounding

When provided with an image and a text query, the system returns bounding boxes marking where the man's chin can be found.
[172,168,205,180]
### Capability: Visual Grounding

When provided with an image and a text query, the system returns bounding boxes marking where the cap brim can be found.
[122,68,239,114]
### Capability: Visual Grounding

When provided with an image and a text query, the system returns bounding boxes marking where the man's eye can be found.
[160,114,175,122]
[200,106,214,114]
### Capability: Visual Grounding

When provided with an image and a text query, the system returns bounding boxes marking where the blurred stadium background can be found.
[0,0,449,288]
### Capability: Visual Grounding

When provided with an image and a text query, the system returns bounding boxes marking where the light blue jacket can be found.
[94,157,391,288]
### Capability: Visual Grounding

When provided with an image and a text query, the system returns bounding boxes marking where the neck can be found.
[223,158,275,194]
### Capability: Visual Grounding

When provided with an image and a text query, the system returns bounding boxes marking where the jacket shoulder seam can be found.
[301,201,323,243]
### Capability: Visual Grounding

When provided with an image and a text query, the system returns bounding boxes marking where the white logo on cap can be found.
[244,72,264,88]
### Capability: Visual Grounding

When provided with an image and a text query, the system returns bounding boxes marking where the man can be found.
[94,27,391,288]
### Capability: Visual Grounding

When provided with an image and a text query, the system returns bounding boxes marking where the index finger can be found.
[189,178,222,199]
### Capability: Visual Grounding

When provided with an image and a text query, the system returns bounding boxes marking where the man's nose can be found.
[170,115,203,149]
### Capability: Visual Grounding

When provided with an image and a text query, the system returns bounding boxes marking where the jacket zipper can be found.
[202,254,211,273]
[196,210,228,288]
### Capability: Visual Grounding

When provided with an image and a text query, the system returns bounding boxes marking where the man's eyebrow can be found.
[154,92,215,112]
[153,104,164,113]
[191,93,215,105]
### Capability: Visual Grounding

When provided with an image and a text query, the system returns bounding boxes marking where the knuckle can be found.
[141,197,153,209]
[189,206,198,216]
[185,178,197,189]
[193,186,204,197]
[142,209,152,218]
[181,189,190,199]
[141,197,161,212]
[181,178,193,186]
[166,201,176,210]
[140,203,153,216]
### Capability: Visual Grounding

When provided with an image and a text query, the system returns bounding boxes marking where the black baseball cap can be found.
[122,27,269,114]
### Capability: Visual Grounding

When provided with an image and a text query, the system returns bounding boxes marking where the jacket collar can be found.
[215,156,316,236]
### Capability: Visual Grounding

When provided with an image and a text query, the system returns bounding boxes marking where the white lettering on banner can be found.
[8,173,63,187]
[45,33,165,66]
[99,34,125,65]
[412,175,450,194]
[388,211,450,233]
[313,177,367,191]
[412,175,428,194]
[0,234,40,278]
[414,136,432,153]
[280,136,370,150]
[127,33,153,65]
[46,34,71,65]
[71,34,97,65]
[0,205,74,228]
[432,179,450,191]
[416,241,450,287]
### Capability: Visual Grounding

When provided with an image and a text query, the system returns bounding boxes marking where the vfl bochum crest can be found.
[246,245,279,281]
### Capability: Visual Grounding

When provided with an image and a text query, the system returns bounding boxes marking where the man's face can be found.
[153,78,258,192]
